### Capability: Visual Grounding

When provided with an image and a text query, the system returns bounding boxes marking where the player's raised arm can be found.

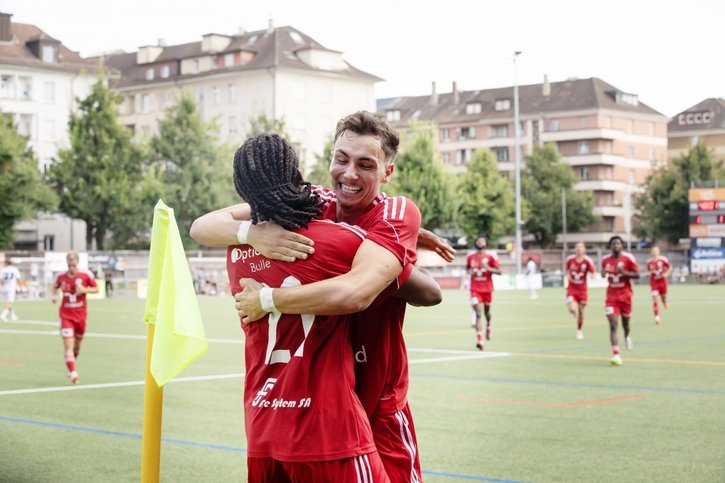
[190,203,315,262]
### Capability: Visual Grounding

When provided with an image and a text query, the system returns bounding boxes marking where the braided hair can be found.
[233,133,323,230]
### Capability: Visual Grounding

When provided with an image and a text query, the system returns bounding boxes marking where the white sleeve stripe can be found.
[354,454,371,483]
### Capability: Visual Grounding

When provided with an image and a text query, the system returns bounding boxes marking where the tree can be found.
[306,138,333,187]
[48,79,153,249]
[387,123,456,230]
[521,143,596,247]
[150,93,235,247]
[635,141,725,244]
[0,114,57,248]
[248,112,289,137]
[456,149,515,243]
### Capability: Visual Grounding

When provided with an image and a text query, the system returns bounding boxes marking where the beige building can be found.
[0,12,99,251]
[99,21,380,167]
[668,98,725,163]
[378,77,669,245]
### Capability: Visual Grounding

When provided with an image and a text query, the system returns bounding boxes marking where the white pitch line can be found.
[0,373,244,396]
[0,327,243,344]
[410,352,511,364]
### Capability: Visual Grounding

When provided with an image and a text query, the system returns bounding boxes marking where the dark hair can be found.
[475,234,488,243]
[334,111,400,164]
[232,133,322,230]
[608,235,624,248]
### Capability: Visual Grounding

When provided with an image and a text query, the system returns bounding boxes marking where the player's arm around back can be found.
[239,239,402,320]
[396,266,442,306]
[190,203,314,262]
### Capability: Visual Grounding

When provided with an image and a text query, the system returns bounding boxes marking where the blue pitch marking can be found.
[0,415,524,482]
[413,374,725,396]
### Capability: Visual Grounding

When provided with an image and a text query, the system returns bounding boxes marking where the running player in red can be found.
[645,246,672,325]
[466,235,501,351]
[565,241,596,339]
[51,252,98,384]
[227,134,393,481]
[601,236,639,366]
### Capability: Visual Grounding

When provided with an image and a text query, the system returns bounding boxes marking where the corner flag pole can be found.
[141,323,163,483]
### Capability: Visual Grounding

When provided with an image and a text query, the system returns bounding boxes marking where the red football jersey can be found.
[601,252,639,300]
[466,251,500,294]
[313,186,422,415]
[647,256,671,285]
[54,271,97,323]
[227,219,375,462]
[566,254,596,294]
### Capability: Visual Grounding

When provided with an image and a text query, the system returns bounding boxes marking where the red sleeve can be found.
[85,274,98,288]
[489,255,501,270]
[362,196,421,267]
[54,276,61,289]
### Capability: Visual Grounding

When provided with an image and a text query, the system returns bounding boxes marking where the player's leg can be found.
[470,295,484,350]
[621,298,633,350]
[369,406,420,483]
[577,300,587,339]
[247,457,291,483]
[661,283,669,310]
[1,295,11,321]
[73,319,87,359]
[60,322,79,383]
[567,295,580,338]
[605,305,622,365]
[651,289,660,325]
[483,296,492,342]
[284,452,390,483]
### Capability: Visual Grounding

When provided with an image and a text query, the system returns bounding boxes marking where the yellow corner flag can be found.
[144,200,208,386]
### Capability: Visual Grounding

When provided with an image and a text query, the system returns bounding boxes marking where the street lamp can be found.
[513,50,523,275]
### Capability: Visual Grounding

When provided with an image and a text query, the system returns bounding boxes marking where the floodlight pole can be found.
[513,51,523,275]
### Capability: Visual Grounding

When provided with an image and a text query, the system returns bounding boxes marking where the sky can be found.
[5,0,724,118]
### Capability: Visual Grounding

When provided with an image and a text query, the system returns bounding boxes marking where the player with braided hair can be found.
[227,133,395,481]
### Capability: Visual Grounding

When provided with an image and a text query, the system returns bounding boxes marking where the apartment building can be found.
[99,20,380,167]
[378,77,669,245]
[668,98,725,163]
[0,13,99,251]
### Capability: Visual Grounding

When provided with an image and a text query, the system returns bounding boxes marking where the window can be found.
[213,86,221,105]
[494,99,511,111]
[442,152,450,164]
[550,120,560,132]
[196,87,205,105]
[628,145,635,159]
[440,128,449,142]
[581,166,590,180]
[289,31,304,44]
[146,68,155,81]
[224,53,235,68]
[578,141,589,154]
[292,82,306,101]
[616,92,639,106]
[142,94,154,113]
[493,147,509,162]
[43,235,55,251]
[19,77,32,100]
[458,126,476,140]
[134,94,142,114]
[247,34,258,45]
[386,110,400,122]
[161,65,170,78]
[163,91,173,108]
[228,84,237,104]
[228,116,237,136]
[465,102,481,115]
[18,114,33,137]
[41,45,56,63]
[491,124,508,138]
[192,59,200,73]
[44,81,55,103]
[1,75,16,99]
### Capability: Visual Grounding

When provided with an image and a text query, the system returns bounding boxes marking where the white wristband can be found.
[259,286,278,314]
[236,220,252,245]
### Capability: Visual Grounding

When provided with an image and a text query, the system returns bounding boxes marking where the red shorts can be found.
[247,452,390,483]
[565,290,588,305]
[605,298,632,317]
[370,404,422,483]
[60,318,86,339]
[650,280,668,297]
[470,290,492,306]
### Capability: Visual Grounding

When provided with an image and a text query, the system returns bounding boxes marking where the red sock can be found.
[65,356,76,372]
[74,349,79,359]
[577,315,583,330]
[653,302,659,316]
[476,331,483,343]
[612,345,620,355]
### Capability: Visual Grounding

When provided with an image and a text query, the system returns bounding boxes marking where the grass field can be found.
[1,284,724,483]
